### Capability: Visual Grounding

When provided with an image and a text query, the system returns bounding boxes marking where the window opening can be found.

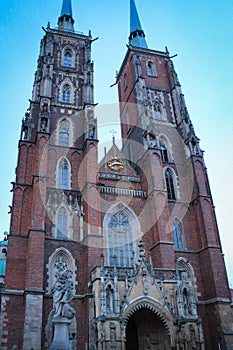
[59,120,70,147]
[62,84,71,103]
[108,211,134,267]
[165,168,176,200]
[57,207,68,239]
[63,50,72,67]
[58,158,70,189]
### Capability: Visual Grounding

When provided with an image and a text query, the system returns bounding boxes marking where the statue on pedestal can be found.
[49,258,76,350]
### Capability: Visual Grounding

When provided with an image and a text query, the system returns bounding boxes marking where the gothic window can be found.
[108,211,134,267]
[62,84,71,103]
[63,49,73,67]
[59,119,70,147]
[165,168,176,200]
[56,207,68,239]
[57,158,71,190]
[172,219,184,249]
[160,143,169,162]
[147,61,157,77]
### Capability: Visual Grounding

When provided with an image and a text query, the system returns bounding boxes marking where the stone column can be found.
[49,318,72,350]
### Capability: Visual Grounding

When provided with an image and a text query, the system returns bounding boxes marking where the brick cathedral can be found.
[1,0,232,349]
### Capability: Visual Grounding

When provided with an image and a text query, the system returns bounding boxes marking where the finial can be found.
[129,0,148,48]
[58,0,75,32]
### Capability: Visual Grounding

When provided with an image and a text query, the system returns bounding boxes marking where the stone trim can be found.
[100,186,147,198]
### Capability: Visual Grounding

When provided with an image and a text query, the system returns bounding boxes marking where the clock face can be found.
[107,157,124,172]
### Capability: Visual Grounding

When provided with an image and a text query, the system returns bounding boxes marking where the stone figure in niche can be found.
[145,132,157,149]
[51,257,76,320]
[153,93,163,120]
[189,325,197,349]
[134,55,142,77]
[21,112,31,140]
[99,323,105,342]
[88,123,96,139]
[40,117,48,132]
[182,287,191,317]
[106,285,113,313]
[110,323,116,348]
[42,101,49,113]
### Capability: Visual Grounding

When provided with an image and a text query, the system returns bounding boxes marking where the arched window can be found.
[59,119,70,147]
[108,211,134,267]
[63,49,72,67]
[165,168,176,200]
[62,84,71,103]
[172,219,184,249]
[147,61,156,77]
[58,158,71,190]
[56,207,68,239]
[160,143,169,162]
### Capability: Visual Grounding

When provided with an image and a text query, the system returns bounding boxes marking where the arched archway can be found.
[126,308,171,350]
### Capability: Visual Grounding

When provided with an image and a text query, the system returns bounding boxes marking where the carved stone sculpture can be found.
[49,258,76,350]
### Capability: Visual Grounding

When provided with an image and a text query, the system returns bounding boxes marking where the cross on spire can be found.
[109,129,117,144]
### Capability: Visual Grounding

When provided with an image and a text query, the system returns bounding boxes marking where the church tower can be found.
[0,0,100,348]
[1,0,233,349]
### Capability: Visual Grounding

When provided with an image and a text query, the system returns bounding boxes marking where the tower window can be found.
[108,211,134,267]
[63,50,73,67]
[62,84,71,103]
[172,219,184,249]
[58,158,71,190]
[147,61,157,77]
[160,144,169,162]
[165,168,176,200]
[56,207,68,239]
[59,119,70,147]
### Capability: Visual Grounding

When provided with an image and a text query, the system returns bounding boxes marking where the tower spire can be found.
[129,0,148,49]
[58,0,74,32]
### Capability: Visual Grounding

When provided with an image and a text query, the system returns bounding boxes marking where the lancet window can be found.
[57,158,71,190]
[59,119,70,147]
[160,143,169,162]
[147,61,157,77]
[165,168,176,200]
[56,207,68,239]
[63,49,73,67]
[62,84,71,103]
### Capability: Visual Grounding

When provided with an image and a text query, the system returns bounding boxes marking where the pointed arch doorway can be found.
[126,308,171,350]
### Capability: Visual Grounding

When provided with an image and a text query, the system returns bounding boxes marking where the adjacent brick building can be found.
[1,0,232,349]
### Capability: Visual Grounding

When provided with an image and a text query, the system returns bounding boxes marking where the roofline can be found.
[116,45,170,84]
[46,27,92,41]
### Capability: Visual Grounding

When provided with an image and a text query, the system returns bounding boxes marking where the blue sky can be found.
[0,0,232,284]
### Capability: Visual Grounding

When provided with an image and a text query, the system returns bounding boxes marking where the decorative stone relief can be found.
[51,257,76,319]
[21,112,34,140]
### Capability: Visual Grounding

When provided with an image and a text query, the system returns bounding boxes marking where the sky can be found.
[0,0,232,284]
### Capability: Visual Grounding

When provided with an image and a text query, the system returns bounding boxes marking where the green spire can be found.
[129,0,148,49]
[58,0,75,32]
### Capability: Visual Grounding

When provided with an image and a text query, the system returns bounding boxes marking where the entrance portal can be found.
[126,308,171,350]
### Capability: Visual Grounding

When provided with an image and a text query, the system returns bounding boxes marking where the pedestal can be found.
[49,317,72,350]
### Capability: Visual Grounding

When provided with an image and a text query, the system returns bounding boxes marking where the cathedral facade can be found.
[0,0,233,349]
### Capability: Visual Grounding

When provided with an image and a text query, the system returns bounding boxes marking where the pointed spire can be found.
[129,0,148,49]
[58,0,75,32]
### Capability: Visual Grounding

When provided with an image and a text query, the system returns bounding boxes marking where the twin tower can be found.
[1,1,232,349]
